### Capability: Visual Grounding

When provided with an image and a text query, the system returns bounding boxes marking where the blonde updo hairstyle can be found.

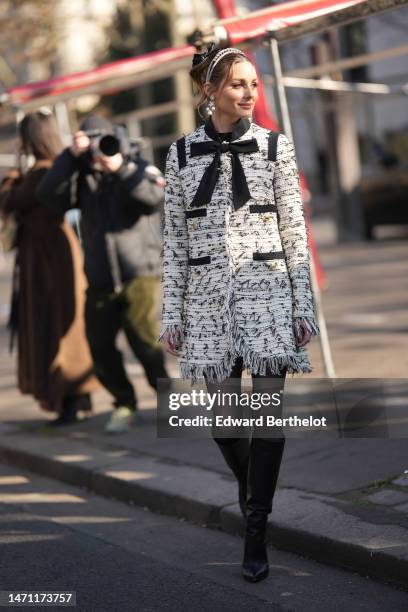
[190,48,253,117]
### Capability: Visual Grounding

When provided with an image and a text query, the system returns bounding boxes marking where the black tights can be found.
[204,356,287,446]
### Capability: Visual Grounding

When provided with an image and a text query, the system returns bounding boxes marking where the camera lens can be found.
[99,134,120,156]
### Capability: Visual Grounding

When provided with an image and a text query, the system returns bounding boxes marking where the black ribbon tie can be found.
[189,117,259,211]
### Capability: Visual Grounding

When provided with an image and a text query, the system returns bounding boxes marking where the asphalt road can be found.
[0,463,407,612]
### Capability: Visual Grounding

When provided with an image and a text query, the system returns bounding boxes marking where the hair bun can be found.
[191,42,217,68]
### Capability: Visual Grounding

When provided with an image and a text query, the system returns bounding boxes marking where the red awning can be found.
[212,0,404,44]
[3,45,194,109]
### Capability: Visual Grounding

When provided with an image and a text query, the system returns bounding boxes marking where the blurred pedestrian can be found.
[37,115,170,434]
[160,46,319,582]
[0,109,98,425]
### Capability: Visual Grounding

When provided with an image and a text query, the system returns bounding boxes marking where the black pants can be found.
[85,278,168,410]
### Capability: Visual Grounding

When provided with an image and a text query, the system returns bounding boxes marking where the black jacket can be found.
[36,148,164,290]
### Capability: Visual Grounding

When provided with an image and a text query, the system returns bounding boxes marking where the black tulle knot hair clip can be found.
[192,42,217,68]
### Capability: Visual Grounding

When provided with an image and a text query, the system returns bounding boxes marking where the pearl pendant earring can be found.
[206,96,215,116]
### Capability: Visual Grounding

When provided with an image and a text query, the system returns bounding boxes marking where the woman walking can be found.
[0,110,98,424]
[160,46,319,582]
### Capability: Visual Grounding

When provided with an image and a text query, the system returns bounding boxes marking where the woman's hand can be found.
[161,329,182,357]
[295,319,312,347]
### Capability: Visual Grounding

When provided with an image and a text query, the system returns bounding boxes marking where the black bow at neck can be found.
[189,116,259,210]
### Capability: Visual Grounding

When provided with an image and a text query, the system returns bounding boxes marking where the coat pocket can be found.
[252,250,285,261]
[186,255,227,298]
[188,255,211,265]
[252,250,288,274]
[249,204,277,214]
[185,208,207,219]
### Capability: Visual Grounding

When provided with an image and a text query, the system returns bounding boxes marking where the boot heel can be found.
[242,511,269,582]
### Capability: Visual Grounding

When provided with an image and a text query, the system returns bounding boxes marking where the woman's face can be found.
[210,60,259,120]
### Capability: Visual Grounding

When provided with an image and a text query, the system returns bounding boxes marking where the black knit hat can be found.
[80,115,114,134]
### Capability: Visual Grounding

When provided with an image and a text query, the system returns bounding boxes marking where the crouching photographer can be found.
[36,115,170,433]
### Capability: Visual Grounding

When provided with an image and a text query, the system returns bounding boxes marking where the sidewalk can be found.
[0,219,408,590]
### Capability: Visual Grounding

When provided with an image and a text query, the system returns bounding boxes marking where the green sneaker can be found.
[104,406,135,434]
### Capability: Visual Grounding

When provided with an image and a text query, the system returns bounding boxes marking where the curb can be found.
[0,435,407,592]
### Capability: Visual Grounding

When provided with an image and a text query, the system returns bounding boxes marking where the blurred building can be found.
[249,3,408,201]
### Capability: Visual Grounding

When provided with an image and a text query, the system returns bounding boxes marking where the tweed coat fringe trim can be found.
[180,335,313,386]
[159,316,318,385]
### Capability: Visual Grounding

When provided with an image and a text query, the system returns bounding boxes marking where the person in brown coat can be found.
[0,110,98,425]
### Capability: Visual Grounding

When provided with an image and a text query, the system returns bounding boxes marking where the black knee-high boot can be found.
[214,438,250,518]
[242,437,285,582]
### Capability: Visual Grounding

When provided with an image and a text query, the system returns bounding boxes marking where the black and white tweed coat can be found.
[159,117,319,383]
